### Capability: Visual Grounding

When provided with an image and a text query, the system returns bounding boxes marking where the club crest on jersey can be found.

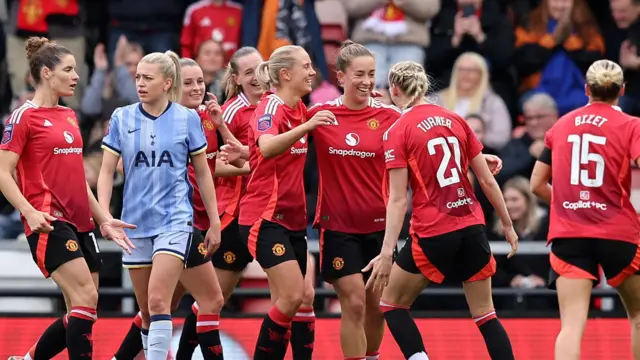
[203,120,215,131]
[227,16,236,26]
[198,243,207,256]
[1,124,14,145]
[257,114,272,132]
[580,191,590,201]
[367,119,379,130]
[67,117,78,128]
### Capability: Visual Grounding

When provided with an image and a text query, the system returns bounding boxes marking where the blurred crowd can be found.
[0,0,637,305]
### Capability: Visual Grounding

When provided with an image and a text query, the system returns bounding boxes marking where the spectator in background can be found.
[343,0,441,88]
[195,40,227,101]
[434,52,512,150]
[466,113,497,155]
[427,0,515,113]
[607,0,640,116]
[514,0,604,115]
[107,0,187,55]
[5,0,86,109]
[80,38,143,144]
[498,93,557,184]
[181,0,242,60]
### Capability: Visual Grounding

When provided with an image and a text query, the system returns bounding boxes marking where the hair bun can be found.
[25,37,51,60]
[340,40,355,50]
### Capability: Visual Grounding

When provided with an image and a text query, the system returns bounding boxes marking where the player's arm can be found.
[214,159,250,177]
[86,182,113,225]
[530,160,552,204]
[470,153,512,229]
[0,151,39,216]
[381,168,409,257]
[257,110,334,158]
[97,151,120,212]
[192,152,221,227]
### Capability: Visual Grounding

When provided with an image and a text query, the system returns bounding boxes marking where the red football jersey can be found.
[181,0,242,60]
[384,104,485,238]
[308,97,402,233]
[215,93,256,217]
[544,103,640,244]
[188,105,219,231]
[0,101,94,236]
[239,93,308,231]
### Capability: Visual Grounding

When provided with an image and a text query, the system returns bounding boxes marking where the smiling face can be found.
[339,55,375,105]
[282,49,316,96]
[234,51,263,98]
[181,65,205,109]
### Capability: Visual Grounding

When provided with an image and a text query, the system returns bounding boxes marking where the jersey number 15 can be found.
[567,133,606,188]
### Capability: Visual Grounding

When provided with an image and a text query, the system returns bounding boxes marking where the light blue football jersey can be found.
[102,102,207,237]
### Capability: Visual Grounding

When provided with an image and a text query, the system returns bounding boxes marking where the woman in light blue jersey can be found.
[97,50,224,360]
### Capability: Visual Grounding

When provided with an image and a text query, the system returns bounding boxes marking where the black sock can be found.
[290,307,315,360]
[383,307,427,359]
[475,312,515,360]
[114,312,143,360]
[196,313,224,359]
[176,304,199,360]
[66,307,96,360]
[254,306,292,360]
[30,315,68,360]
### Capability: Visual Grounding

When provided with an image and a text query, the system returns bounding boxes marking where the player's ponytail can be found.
[586,60,624,103]
[223,47,260,98]
[165,51,183,103]
[255,45,304,91]
[388,61,430,109]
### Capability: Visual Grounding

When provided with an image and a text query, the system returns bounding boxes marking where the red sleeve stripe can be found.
[222,97,246,125]
[7,102,36,124]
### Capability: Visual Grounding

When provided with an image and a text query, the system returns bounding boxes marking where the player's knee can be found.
[198,293,225,314]
[302,282,315,305]
[341,293,366,321]
[139,309,151,325]
[278,286,305,314]
[147,291,172,315]
[70,281,98,308]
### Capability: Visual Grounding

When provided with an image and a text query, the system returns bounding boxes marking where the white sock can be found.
[408,352,429,360]
[24,354,33,360]
[147,315,173,360]
[366,354,380,360]
[141,328,149,358]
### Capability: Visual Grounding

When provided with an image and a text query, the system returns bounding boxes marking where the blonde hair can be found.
[139,50,183,102]
[222,47,260,99]
[441,52,489,114]
[493,177,541,237]
[585,60,624,102]
[255,45,305,91]
[387,61,430,109]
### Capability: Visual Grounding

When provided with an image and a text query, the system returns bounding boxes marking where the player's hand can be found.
[100,219,137,254]
[503,225,519,258]
[219,139,244,165]
[25,210,56,234]
[371,89,383,98]
[306,110,336,130]
[363,253,393,293]
[204,93,224,127]
[483,154,503,175]
[204,222,221,257]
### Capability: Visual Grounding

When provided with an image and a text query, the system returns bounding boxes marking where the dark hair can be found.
[222,47,260,99]
[336,40,374,73]
[466,113,486,129]
[25,37,73,85]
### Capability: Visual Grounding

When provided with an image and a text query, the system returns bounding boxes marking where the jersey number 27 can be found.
[567,133,606,187]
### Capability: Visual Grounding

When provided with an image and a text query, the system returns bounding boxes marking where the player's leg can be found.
[290,247,316,360]
[241,220,306,360]
[211,219,253,303]
[320,230,368,358]
[362,231,387,360]
[180,230,226,360]
[146,232,191,360]
[123,238,154,358]
[548,238,598,360]
[379,237,429,360]
[597,239,640,359]
[460,226,514,360]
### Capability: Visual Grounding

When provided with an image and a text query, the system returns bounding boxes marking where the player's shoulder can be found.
[368,98,402,115]
[224,0,243,10]
[222,93,251,123]
[309,96,343,111]
[257,93,285,115]
[5,101,39,125]
[183,0,210,22]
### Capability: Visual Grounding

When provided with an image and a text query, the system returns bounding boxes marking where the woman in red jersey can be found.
[530,60,640,360]
[0,37,134,360]
[366,61,518,360]
[238,45,335,360]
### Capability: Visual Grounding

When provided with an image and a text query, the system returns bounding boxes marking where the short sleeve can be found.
[102,109,122,156]
[383,120,407,169]
[187,109,208,156]
[628,118,640,161]
[250,110,280,143]
[0,113,30,156]
[544,126,554,150]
